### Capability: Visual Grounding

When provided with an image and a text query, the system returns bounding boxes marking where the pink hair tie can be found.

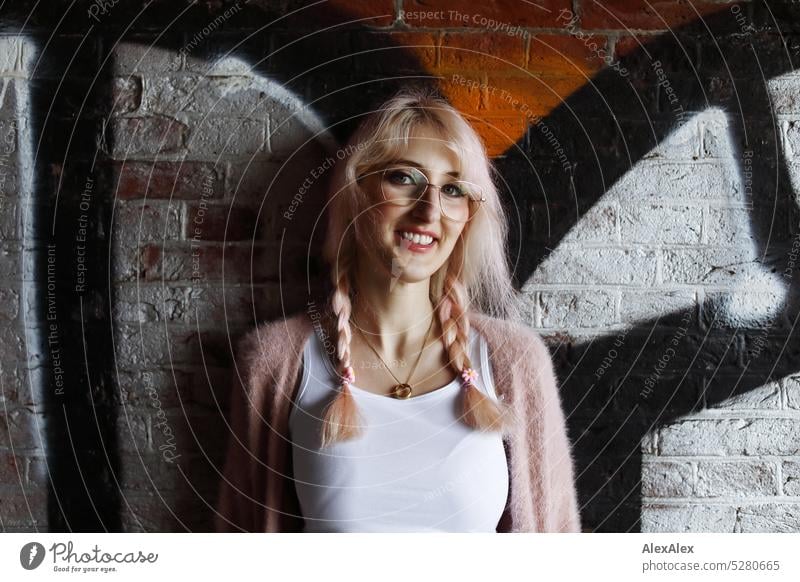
[341,366,355,385]
[461,367,478,385]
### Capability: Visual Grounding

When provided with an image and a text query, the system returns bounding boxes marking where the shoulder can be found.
[469,310,553,366]
[469,310,561,410]
[234,311,314,375]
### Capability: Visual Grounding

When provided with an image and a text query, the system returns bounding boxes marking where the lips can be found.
[394,231,437,253]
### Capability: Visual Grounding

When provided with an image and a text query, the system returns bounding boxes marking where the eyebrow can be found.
[393,159,460,179]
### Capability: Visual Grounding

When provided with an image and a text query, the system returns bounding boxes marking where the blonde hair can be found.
[318,85,521,448]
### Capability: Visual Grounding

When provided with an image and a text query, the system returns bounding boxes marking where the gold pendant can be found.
[391,383,412,399]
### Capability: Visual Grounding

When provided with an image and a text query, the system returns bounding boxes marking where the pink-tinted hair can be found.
[318,86,521,448]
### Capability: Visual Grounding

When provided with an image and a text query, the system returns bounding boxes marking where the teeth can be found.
[400,231,434,245]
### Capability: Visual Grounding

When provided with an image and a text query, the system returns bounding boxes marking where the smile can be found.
[399,231,434,245]
[395,231,438,253]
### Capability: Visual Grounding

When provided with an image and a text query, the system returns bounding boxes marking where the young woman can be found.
[215,87,581,533]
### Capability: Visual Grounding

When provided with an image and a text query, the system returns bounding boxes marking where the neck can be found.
[349,261,438,359]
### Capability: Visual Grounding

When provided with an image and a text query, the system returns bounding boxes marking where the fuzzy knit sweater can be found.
[214,308,582,533]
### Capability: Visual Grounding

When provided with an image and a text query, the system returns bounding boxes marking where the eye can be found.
[441,182,468,198]
[385,168,422,186]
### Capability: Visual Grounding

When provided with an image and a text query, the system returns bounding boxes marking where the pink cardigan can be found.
[215,309,582,532]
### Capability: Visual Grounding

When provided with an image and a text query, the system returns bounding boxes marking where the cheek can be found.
[372,205,403,228]
[443,223,466,245]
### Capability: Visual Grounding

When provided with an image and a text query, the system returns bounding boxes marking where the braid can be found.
[437,244,508,432]
[319,257,364,448]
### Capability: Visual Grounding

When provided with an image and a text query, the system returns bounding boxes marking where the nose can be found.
[411,183,441,221]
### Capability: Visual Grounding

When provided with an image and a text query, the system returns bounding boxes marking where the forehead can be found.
[393,124,461,174]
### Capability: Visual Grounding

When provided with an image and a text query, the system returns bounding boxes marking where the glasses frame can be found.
[378,165,486,223]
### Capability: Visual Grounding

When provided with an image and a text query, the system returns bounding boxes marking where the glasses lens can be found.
[441,181,484,222]
[381,167,427,204]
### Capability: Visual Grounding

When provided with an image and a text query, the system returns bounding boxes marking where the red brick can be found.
[113,161,223,200]
[580,0,732,31]
[439,32,526,71]
[0,487,47,527]
[528,34,611,74]
[0,409,44,450]
[614,34,652,58]
[467,115,528,157]
[440,74,483,115]
[0,451,24,486]
[116,202,182,241]
[137,243,276,283]
[401,0,571,28]
[117,368,191,409]
[185,203,259,242]
[187,284,280,327]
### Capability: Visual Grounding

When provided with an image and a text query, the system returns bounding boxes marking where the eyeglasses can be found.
[378,166,486,223]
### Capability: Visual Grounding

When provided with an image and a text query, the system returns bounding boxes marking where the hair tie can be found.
[341,366,355,385]
[461,367,478,385]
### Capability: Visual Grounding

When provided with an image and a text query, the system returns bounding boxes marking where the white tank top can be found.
[288,327,509,532]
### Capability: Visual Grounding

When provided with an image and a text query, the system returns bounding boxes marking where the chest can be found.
[347,339,460,398]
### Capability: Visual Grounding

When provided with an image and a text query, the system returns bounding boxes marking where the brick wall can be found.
[0,35,48,532]
[1,0,799,532]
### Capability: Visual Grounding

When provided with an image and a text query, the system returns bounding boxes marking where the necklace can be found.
[352,315,435,399]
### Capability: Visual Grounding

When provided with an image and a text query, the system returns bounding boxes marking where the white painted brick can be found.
[0,119,17,155]
[642,503,736,532]
[7,244,30,283]
[540,290,616,328]
[641,430,658,454]
[143,75,274,118]
[183,116,265,157]
[783,120,800,158]
[706,207,760,245]
[702,289,787,329]
[184,54,253,76]
[699,113,736,159]
[620,289,696,326]
[659,418,800,456]
[620,204,702,244]
[0,287,19,320]
[785,375,800,409]
[642,461,693,497]
[662,246,759,285]
[0,37,36,76]
[695,460,778,497]
[705,378,782,410]
[560,204,617,244]
[644,120,700,160]
[737,504,800,532]
[782,461,800,496]
[531,247,657,285]
[109,116,186,157]
[769,74,800,115]
[0,197,19,242]
[115,285,190,323]
[0,37,24,75]
[787,163,800,207]
[609,161,744,202]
